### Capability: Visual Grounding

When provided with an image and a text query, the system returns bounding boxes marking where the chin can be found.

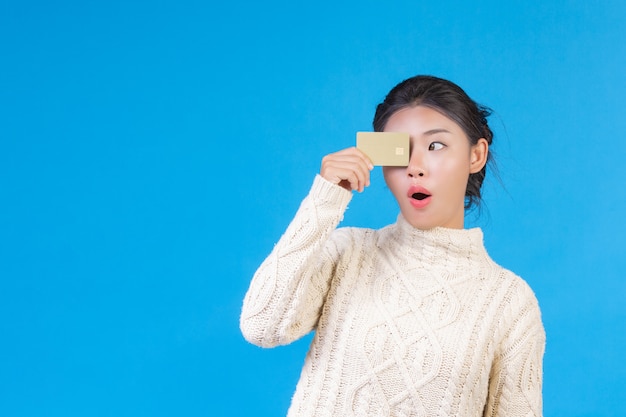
[401,212,438,230]
[401,209,462,230]
[412,222,440,231]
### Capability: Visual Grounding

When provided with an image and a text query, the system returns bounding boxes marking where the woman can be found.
[240,75,545,417]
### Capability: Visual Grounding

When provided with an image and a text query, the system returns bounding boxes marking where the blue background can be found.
[1,0,625,416]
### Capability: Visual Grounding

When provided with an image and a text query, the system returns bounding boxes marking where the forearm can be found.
[240,175,352,347]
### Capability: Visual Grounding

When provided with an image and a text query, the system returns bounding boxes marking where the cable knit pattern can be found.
[240,175,545,417]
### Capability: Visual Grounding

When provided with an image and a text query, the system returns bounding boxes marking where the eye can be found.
[428,142,445,151]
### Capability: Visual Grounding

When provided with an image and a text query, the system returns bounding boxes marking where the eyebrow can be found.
[422,128,452,136]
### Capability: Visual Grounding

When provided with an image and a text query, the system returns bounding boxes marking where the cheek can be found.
[383,166,403,177]
[383,168,405,195]
[436,156,471,178]
[431,159,472,197]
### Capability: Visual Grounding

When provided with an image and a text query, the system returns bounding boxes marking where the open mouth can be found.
[407,186,432,208]
[412,192,431,201]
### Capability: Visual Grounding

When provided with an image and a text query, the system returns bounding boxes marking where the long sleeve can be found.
[240,175,353,348]
[240,209,547,416]
[484,280,546,417]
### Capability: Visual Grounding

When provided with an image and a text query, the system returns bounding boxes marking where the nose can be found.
[408,167,425,177]
[407,149,425,178]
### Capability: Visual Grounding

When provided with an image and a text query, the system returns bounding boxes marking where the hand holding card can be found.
[356,132,410,166]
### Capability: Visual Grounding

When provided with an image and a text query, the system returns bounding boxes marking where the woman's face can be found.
[382,105,488,230]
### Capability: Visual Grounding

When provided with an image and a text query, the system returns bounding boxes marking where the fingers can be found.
[320,147,374,193]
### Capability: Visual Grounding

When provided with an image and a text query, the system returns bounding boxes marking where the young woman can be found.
[240,75,545,417]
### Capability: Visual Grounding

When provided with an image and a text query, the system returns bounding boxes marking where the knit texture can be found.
[240,175,545,417]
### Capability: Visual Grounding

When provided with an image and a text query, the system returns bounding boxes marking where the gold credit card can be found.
[356,132,410,166]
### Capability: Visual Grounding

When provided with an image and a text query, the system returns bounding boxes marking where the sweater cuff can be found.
[310,174,353,209]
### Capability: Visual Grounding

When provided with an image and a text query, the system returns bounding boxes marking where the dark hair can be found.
[373,75,495,210]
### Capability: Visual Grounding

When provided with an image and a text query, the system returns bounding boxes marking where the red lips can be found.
[407,185,432,209]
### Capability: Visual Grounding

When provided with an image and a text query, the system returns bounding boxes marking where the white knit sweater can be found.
[240,175,545,417]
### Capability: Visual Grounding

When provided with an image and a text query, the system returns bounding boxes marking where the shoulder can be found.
[329,225,378,248]
[480,261,544,330]
[327,223,392,256]
[496,267,541,308]
[490,267,545,345]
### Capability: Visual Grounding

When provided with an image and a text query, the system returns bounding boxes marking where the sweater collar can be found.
[384,214,490,268]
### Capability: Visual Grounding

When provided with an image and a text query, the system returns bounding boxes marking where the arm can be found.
[240,147,373,348]
[484,282,546,417]
[239,175,353,348]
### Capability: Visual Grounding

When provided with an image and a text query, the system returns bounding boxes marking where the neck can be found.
[379,214,490,272]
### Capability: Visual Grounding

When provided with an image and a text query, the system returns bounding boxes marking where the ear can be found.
[469,138,489,174]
